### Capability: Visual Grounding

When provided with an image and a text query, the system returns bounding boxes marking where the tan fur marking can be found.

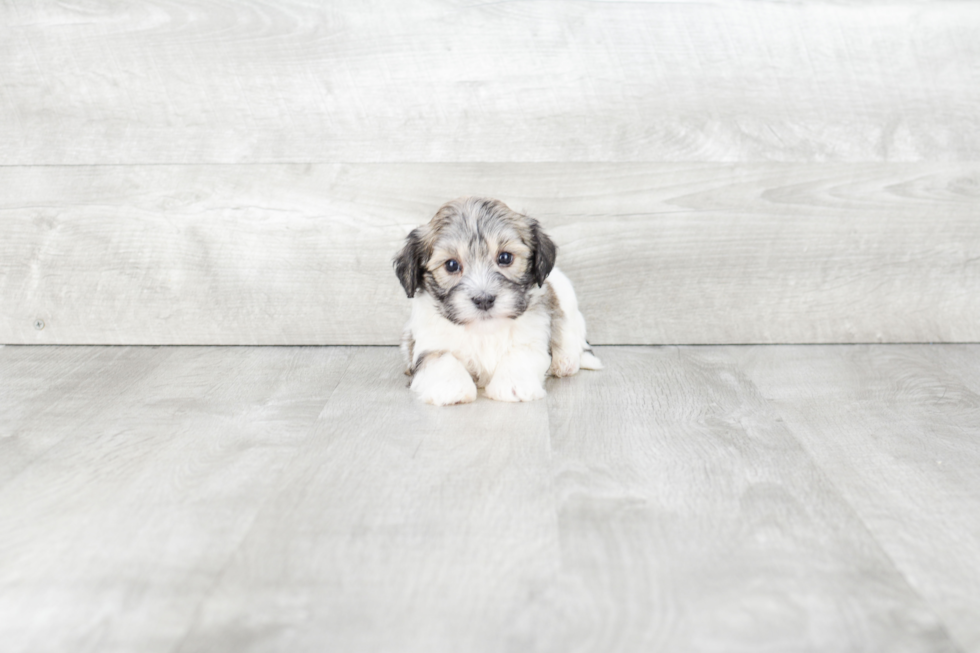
[403,335,416,375]
[542,282,564,366]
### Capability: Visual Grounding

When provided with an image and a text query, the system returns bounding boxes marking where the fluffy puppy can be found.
[393,197,601,406]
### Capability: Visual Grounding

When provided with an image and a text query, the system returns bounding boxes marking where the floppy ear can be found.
[530,220,557,287]
[393,228,427,298]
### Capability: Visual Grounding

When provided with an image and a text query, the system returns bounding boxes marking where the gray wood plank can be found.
[3,163,978,345]
[2,1,978,164]
[528,347,957,652]
[0,346,353,653]
[0,346,177,489]
[175,347,558,653]
[4,344,980,651]
[738,344,980,652]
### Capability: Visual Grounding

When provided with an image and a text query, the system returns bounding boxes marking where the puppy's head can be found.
[393,197,557,324]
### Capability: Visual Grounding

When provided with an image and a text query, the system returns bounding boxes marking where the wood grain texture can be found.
[2,0,978,164]
[0,346,177,489]
[3,163,978,345]
[738,344,980,652]
[0,346,353,653]
[2,344,979,651]
[528,346,956,652]
[175,347,559,653]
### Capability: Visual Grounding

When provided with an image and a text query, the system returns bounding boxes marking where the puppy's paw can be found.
[411,355,477,406]
[485,373,547,403]
[549,353,581,378]
[413,374,477,406]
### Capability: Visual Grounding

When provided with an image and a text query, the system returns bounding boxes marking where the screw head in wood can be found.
[34,318,45,330]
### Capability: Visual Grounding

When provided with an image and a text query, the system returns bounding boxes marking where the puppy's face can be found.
[394,198,557,325]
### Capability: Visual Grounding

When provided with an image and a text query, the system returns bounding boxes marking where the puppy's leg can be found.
[550,309,604,375]
[411,352,478,406]
[485,347,551,402]
[546,271,602,376]
[549,309,583,377]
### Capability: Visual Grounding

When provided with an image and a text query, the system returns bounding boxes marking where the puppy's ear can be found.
[393,228,427,298]
[530,220,557,287]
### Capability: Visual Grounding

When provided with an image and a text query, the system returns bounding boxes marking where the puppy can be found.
[393,197,601,406]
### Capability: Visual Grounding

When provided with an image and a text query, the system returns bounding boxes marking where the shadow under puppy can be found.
[394,197,601,406]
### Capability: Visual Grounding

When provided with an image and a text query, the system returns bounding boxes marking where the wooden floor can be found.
[1,344,978,653]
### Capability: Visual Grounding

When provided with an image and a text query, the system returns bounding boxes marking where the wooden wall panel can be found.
[3,1,977,343]
[2,163,977,345]
[1,0,978,164]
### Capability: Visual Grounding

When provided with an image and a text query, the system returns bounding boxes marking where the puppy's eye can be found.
[496,252,514,267]
[444,259,461,273]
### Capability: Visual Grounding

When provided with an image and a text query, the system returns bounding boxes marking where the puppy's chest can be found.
[418,320,516,385]
[412,304,550,386]
[456,327,519,385]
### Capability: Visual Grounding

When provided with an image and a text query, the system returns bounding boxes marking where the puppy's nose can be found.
[472,294,496,311]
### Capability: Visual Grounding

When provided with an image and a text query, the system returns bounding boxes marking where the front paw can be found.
[411,356,478,406]
[549,354,581,378]
[485,373,547,403]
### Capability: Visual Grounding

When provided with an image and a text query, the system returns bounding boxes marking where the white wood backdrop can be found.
[2,0,978,344]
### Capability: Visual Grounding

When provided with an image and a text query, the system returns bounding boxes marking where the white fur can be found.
[410,352,478,406]
[405,267,600,405]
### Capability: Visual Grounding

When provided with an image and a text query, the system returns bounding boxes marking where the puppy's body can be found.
[394,198,600,406]
[405,267,601,404]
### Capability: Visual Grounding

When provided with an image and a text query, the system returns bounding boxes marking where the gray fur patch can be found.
[410,349,449,377]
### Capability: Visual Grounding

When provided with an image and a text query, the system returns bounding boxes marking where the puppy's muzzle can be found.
[472,294,496,311]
